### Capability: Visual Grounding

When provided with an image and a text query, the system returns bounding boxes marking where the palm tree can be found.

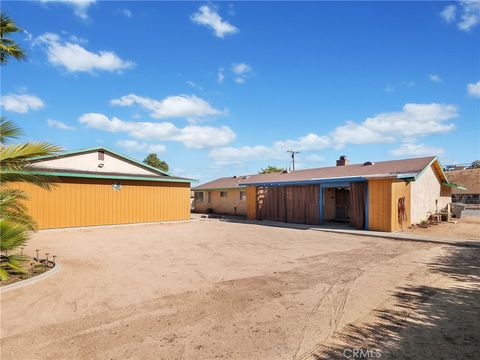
[0,11,26,64]
[0,118,60,280]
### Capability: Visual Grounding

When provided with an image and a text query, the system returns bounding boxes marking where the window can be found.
[240,191,247,201]
[220,191,228,198]
[208,191,212,203]
[98,150,105,161]
[195,192,204,202]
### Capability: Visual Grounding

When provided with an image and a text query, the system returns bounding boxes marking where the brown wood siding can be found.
[246,186,257,219]
[368,179,392,231]
[14,178,190,230]
[255,185,320,225]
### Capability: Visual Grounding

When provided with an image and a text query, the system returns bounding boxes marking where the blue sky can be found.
[2,0,479,182]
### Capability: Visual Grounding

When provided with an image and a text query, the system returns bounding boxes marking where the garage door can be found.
[16,178,190,229]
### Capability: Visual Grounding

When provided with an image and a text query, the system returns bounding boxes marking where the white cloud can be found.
[232,62,252,84]
[34,32,134,73]
[79,113,235,149]
[0,93,45,113]
[191,5,238,38]
[331,103,457,147]
[116,140,165,153]
[47,119,75,130]
[467,80,480,97]
[217,68,225,83]
[428,74,442,83]
[118,8,132,18]
[232,63,251,75]
[209,133,330,164]
[209,103,457,166]
[304,154,325,163]
[186,80,203,91]
[39,0,96,20]
[390,142,444,157]
[110,93,222,120]
[458,0,480,31]
[441,1,480,31]
[440,4,457,23]
[383,80,415,93]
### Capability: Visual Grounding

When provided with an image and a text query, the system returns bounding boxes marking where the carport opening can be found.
[322,187,351,223]
[322,182,367,230]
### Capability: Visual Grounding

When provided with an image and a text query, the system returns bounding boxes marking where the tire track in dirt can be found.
[297,272,452,360]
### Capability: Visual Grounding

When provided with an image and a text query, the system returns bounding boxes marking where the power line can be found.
[287,150,300,171]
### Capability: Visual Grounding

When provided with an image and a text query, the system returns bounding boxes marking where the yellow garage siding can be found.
[368,179,392,232]
[15,178,190,230]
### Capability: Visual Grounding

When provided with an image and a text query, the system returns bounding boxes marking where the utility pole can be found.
[287,150,300,171]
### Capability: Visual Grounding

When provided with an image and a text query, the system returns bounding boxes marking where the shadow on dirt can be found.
[300,247,480,360]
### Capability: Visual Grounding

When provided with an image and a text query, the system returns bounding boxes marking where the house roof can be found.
[27,147,196,183]
[194,156,453,189]
[193,175,253,190]
[445,168,479,194]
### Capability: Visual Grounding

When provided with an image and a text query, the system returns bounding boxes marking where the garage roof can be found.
[26,147,195,183]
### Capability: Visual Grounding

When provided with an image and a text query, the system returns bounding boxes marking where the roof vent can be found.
[363,161,374,166]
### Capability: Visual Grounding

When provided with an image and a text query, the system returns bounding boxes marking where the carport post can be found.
[319,184,323,225]
[364,182,369,230]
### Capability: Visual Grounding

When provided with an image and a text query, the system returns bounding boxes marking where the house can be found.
[445,168,479,204]
[17,147,194,229]
[196,156,461,232]
[192,176,250,215]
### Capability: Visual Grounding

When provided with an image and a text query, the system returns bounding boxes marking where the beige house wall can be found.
[32,151,158,176]
[410,165,451,224]
[193,189,247,215]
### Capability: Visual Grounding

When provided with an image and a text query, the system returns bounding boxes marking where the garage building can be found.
[19,147,193,229]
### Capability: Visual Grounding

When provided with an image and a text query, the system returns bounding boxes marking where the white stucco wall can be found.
[410,165,451,224]
[32,151,158,176]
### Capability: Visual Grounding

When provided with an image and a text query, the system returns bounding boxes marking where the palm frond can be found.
[0,11,26,64]
[0,117,23,144]
[0,188,36,229]
[0,143,61,162]
[0,219,30,253]
[0,170,57,190]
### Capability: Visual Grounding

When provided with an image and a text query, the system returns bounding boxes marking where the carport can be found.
[250,177,368,229]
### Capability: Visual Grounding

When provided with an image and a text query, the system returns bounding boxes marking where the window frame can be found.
[195,191,204,202]
[239,190,247,201]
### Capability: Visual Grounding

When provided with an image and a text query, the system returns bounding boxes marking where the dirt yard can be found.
[1,219,478,359]
[406,216,480,240]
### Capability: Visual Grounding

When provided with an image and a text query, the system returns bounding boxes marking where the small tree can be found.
[258,165,284,174]
[144,153,169,172]
[470,160,480,169]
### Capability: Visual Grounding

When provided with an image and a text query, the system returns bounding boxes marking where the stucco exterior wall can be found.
[32,151,158,176]
[410,165,451,224]
[193,189,247,215]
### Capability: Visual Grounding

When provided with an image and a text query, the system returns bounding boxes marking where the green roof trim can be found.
[442,182,467,190]
[414,156,450,184]
[29,146,173,177]
[23,170,197,184]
